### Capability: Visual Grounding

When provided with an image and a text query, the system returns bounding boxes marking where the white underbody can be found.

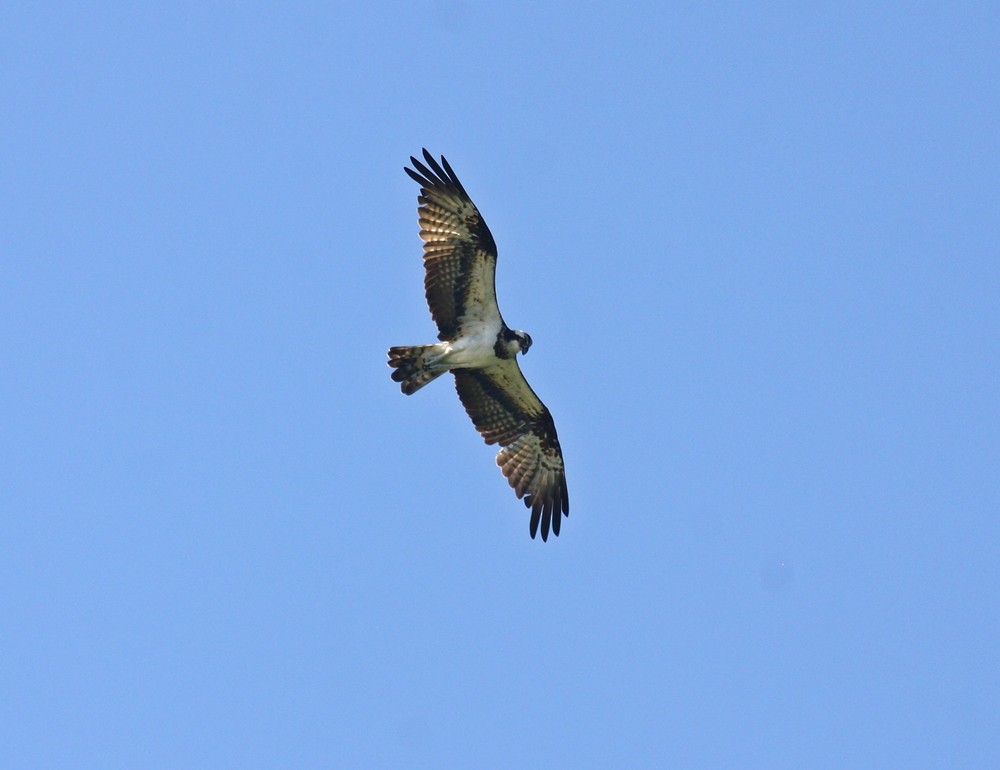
[431,320,504,371]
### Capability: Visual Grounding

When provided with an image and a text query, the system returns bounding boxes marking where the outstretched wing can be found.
[405,149,500,341]
[453,364,569,541]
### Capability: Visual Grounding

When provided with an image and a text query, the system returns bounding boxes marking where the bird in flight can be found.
[388,150,569,541]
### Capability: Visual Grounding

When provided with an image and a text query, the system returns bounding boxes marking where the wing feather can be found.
[453,364,569,541]
[405,149,500,340]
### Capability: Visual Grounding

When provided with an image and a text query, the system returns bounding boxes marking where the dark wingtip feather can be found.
[420,151,449,185]
[404,164,426,186]
[522,483,568,541]
[405,156,434,187]
[404,150,469,199]
[537,499,547,542]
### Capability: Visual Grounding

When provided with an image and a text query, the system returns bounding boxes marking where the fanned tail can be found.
[387,344,448,395]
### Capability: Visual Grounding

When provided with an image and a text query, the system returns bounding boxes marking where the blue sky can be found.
[3,2,998,767]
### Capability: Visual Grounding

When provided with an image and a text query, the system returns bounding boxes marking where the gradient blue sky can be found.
[3,2,998,767]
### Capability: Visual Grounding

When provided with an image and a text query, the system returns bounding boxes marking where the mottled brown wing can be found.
[453,364,569,541]
[405,150,500,341]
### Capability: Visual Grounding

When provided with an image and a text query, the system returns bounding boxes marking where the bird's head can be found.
[515,330,533,355]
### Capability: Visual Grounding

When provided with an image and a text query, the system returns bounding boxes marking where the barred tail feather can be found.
[387,344,448,395]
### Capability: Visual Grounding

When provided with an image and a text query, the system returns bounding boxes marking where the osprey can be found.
[388,150,569,541]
